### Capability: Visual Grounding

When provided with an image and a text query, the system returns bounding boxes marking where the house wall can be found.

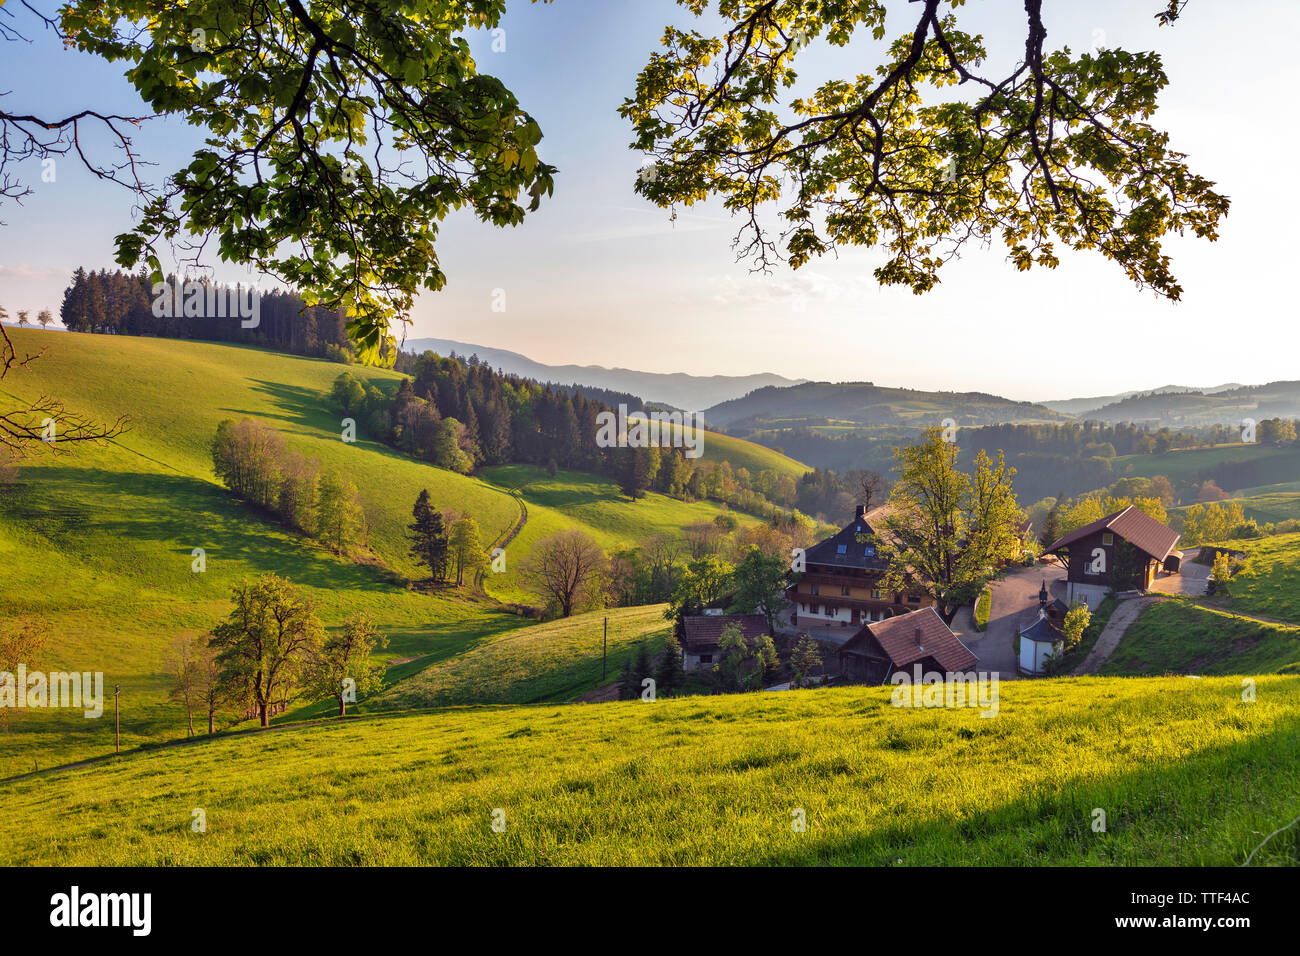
[1019,638,1059,675]
[1065,581,1110,610]
[683,650,716,673]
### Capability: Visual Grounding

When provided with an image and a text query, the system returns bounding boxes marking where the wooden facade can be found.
[786,505,935,628]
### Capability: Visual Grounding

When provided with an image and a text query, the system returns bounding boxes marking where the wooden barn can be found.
[1042,505,1181,609]
[837,607,979,684]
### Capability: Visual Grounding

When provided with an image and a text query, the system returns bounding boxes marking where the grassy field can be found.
[372,605,672,710]
[1111,443,1300,486]
[1209,532,1300,624]
[0,330,785,772]
[1102,601,1300,676]
[0,676,1297,865]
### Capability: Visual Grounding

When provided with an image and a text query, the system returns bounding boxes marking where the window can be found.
[872,589,884,600]
[836,544,847,554]
[909,595,922,604]
[699,654,713,664]
[811,584,820,595]
[863,545,875,557]
[1102,532,1114,546]
[813,604,822,615]
[841,586,851,596]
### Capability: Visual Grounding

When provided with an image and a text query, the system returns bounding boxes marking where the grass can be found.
[1052,597,1117,673]
[1206,532,1300,625]
[1101,600,1300,676]
[371,605,672,710]
[1,676,1297,865]
[0,330,779,771]
[1111,443,1300,486]
[973,588,991,632]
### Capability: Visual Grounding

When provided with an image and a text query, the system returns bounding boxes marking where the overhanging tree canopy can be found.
[622,0,1227,299]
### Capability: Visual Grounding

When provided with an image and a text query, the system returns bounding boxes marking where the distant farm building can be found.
[837,607,978,684]
[680,613,768,672]
[1042,505,1181,610]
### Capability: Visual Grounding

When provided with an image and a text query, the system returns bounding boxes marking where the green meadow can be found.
[1102,601,1300,676]
[0,677,1296,865]
[0,329,794,773]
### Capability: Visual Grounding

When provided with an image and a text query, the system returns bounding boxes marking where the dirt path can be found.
[474,487,529,590]
[1072,596,1157,675]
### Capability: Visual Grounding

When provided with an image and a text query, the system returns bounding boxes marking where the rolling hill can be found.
[0,329,795,773]
[704,381,1070,430]
[1078,381,1300,426]
[1,676,1297,865]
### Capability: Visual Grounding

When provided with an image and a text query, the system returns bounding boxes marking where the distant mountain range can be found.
[703,381,1069,429]
[1040,383,1246,417]
[403,338,1297,429]
[1070,382,1300,426]
[402,337,805,410]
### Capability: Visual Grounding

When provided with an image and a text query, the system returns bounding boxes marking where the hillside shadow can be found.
[17,466,400,593]
[221,379,334,431]
[747,708,1300,866]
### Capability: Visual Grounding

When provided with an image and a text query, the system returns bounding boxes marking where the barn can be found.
[1042,505,1181,610]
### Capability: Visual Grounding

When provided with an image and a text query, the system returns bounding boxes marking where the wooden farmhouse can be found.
[679,613,768,672]
[837,607,979,684]
[786,505,936,629]
[1042,505,1181,609]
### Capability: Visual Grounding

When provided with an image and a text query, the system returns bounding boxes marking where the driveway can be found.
[978,563,1068,680]
[1149,549,1209,597]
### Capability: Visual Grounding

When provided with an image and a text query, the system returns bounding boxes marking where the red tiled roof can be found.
[840,607,978,672]
[1043,505,1180,562]
[681,614,768,650]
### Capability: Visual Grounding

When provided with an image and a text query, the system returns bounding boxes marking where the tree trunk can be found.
[339,697,346,718]
[259,701,269,727]
[208,711,215,735]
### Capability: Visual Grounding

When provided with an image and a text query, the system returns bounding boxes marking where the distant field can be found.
[1,676,1297,865]
[1102,601,1300,676]
[372,604,671,710]
[1172,491,1300,527]
[1111,443,1300,486]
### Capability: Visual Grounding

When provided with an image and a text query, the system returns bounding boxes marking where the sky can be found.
[1,0,1297,402]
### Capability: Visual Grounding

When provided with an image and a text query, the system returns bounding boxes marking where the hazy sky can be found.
[1,0,1296,401]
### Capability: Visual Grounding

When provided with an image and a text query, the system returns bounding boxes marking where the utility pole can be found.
[114,684,120,753]
[602,617,608,680]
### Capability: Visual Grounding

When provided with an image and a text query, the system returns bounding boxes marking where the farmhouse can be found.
[1042,505,1181,609]
[837,607,978,684]
[787,505,936,628]
[680,613,768,672]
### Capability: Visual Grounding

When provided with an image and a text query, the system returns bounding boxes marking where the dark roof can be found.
[804,506,891,572]
[1019,610,1063,644]
[1043,505,1180,563]
[840,607,978,672]
[681,614,768,650]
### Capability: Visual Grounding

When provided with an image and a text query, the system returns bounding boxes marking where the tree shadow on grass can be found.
[12,465,399,593]
[747,709,1300,867]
